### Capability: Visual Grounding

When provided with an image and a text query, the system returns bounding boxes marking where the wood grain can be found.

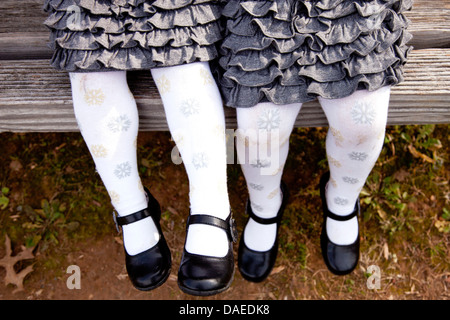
[1,49,449,132]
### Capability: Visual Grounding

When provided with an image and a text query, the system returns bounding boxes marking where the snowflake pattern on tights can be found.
[267,188,280,199]
[249,183,264,191]
[351,102,376,125]
[114,162,132,179]
[180,98,200,117]
[257,108,281,130]
[84,89,105,106]
[343,176,359,184]
[192,152,208,169]
[109,191,120,205]
[328,155,342,168]
[334,197,349,206]
[91,144,108,158]
[250,159,271,169]
[200,68,214,85]
[156,75,170,95]
[251,202,264,212]
[348,151,369,161]
[108,115,132,133]
[329,127,344,147]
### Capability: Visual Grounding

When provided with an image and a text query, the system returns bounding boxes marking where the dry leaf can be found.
[116,273,128,281]
[383,242,389,260]
[270,266,285,275]
[377,208,387,221]
[0,235,36,293]
[114,236,123,245]
[408,145,434,163]
[167,206,179,216]
[434,219,450,233]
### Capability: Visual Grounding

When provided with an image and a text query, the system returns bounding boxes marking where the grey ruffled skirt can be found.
[43,0,224,72]
[218,0,414,108]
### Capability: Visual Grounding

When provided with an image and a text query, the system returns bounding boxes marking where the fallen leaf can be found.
[377,208,387,221]
[114,236,123,245]
[434,219,450,233]
[169,274,177,282]
[383,242,389,260]
[167,206,179,216]
[270,266,285,275]
[0,235,36,293]
[116,273,128,281]
[408,145,434,163]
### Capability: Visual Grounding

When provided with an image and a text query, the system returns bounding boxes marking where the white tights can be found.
[237,87,390,250]
[151,62,231,258]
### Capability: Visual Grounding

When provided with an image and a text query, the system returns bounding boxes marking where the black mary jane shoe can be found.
[177,214,238,296]
[320,172,360,276]
[238,182,289,283]
[113,189,171,291]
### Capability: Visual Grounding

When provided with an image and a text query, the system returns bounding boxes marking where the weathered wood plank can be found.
[0,33,52,60]
[0,49,449,132]
[0,0,448,60]
[403,0,450,49]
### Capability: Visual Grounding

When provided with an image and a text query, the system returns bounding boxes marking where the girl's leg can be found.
[318,86,390,245]
[69,71,159,256]
[151,62,231,257]
[235,102,302,251]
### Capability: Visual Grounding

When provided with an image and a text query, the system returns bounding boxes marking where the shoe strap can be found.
[114,208,153,227]
[325,201,360,221]
[112,188,160,232]
[246,201,282,225]
[187,214,238,243]
[246,182,288,225]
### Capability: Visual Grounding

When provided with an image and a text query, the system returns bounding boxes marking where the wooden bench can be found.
[0,0,449,132]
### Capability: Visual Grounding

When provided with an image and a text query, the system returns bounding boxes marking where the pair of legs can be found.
[237,87,390,251]
[69,62,230,258]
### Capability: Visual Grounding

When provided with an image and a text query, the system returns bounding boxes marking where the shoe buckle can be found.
[229,217,238,243]
[112,211,122,234]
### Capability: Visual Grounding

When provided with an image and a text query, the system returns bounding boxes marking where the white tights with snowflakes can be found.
[237,86,390,250]
[319,86,390,245]
[70,71,159,256]
[151,62,231,258]
[236,102,302,252]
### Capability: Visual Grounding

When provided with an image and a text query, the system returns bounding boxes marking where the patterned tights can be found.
[237,86,390,250]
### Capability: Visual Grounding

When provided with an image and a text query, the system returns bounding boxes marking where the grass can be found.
[0,124,448,299]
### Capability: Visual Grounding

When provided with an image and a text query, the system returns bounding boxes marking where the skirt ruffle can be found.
[219,0,413,107]
[43,0,224,71]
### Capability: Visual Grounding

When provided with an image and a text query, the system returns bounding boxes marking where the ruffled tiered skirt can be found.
[43,0,224,72]
[219,0,413,107]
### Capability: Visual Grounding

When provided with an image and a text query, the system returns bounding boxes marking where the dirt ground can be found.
[0,130,448,301]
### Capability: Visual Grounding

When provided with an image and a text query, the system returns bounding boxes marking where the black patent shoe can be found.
[178,214,237,296]
[113,189,171,291]
[238,182,289,282]
[320,172,360,275]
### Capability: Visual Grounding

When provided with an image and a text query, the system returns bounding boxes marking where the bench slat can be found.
[1,49,449,132]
